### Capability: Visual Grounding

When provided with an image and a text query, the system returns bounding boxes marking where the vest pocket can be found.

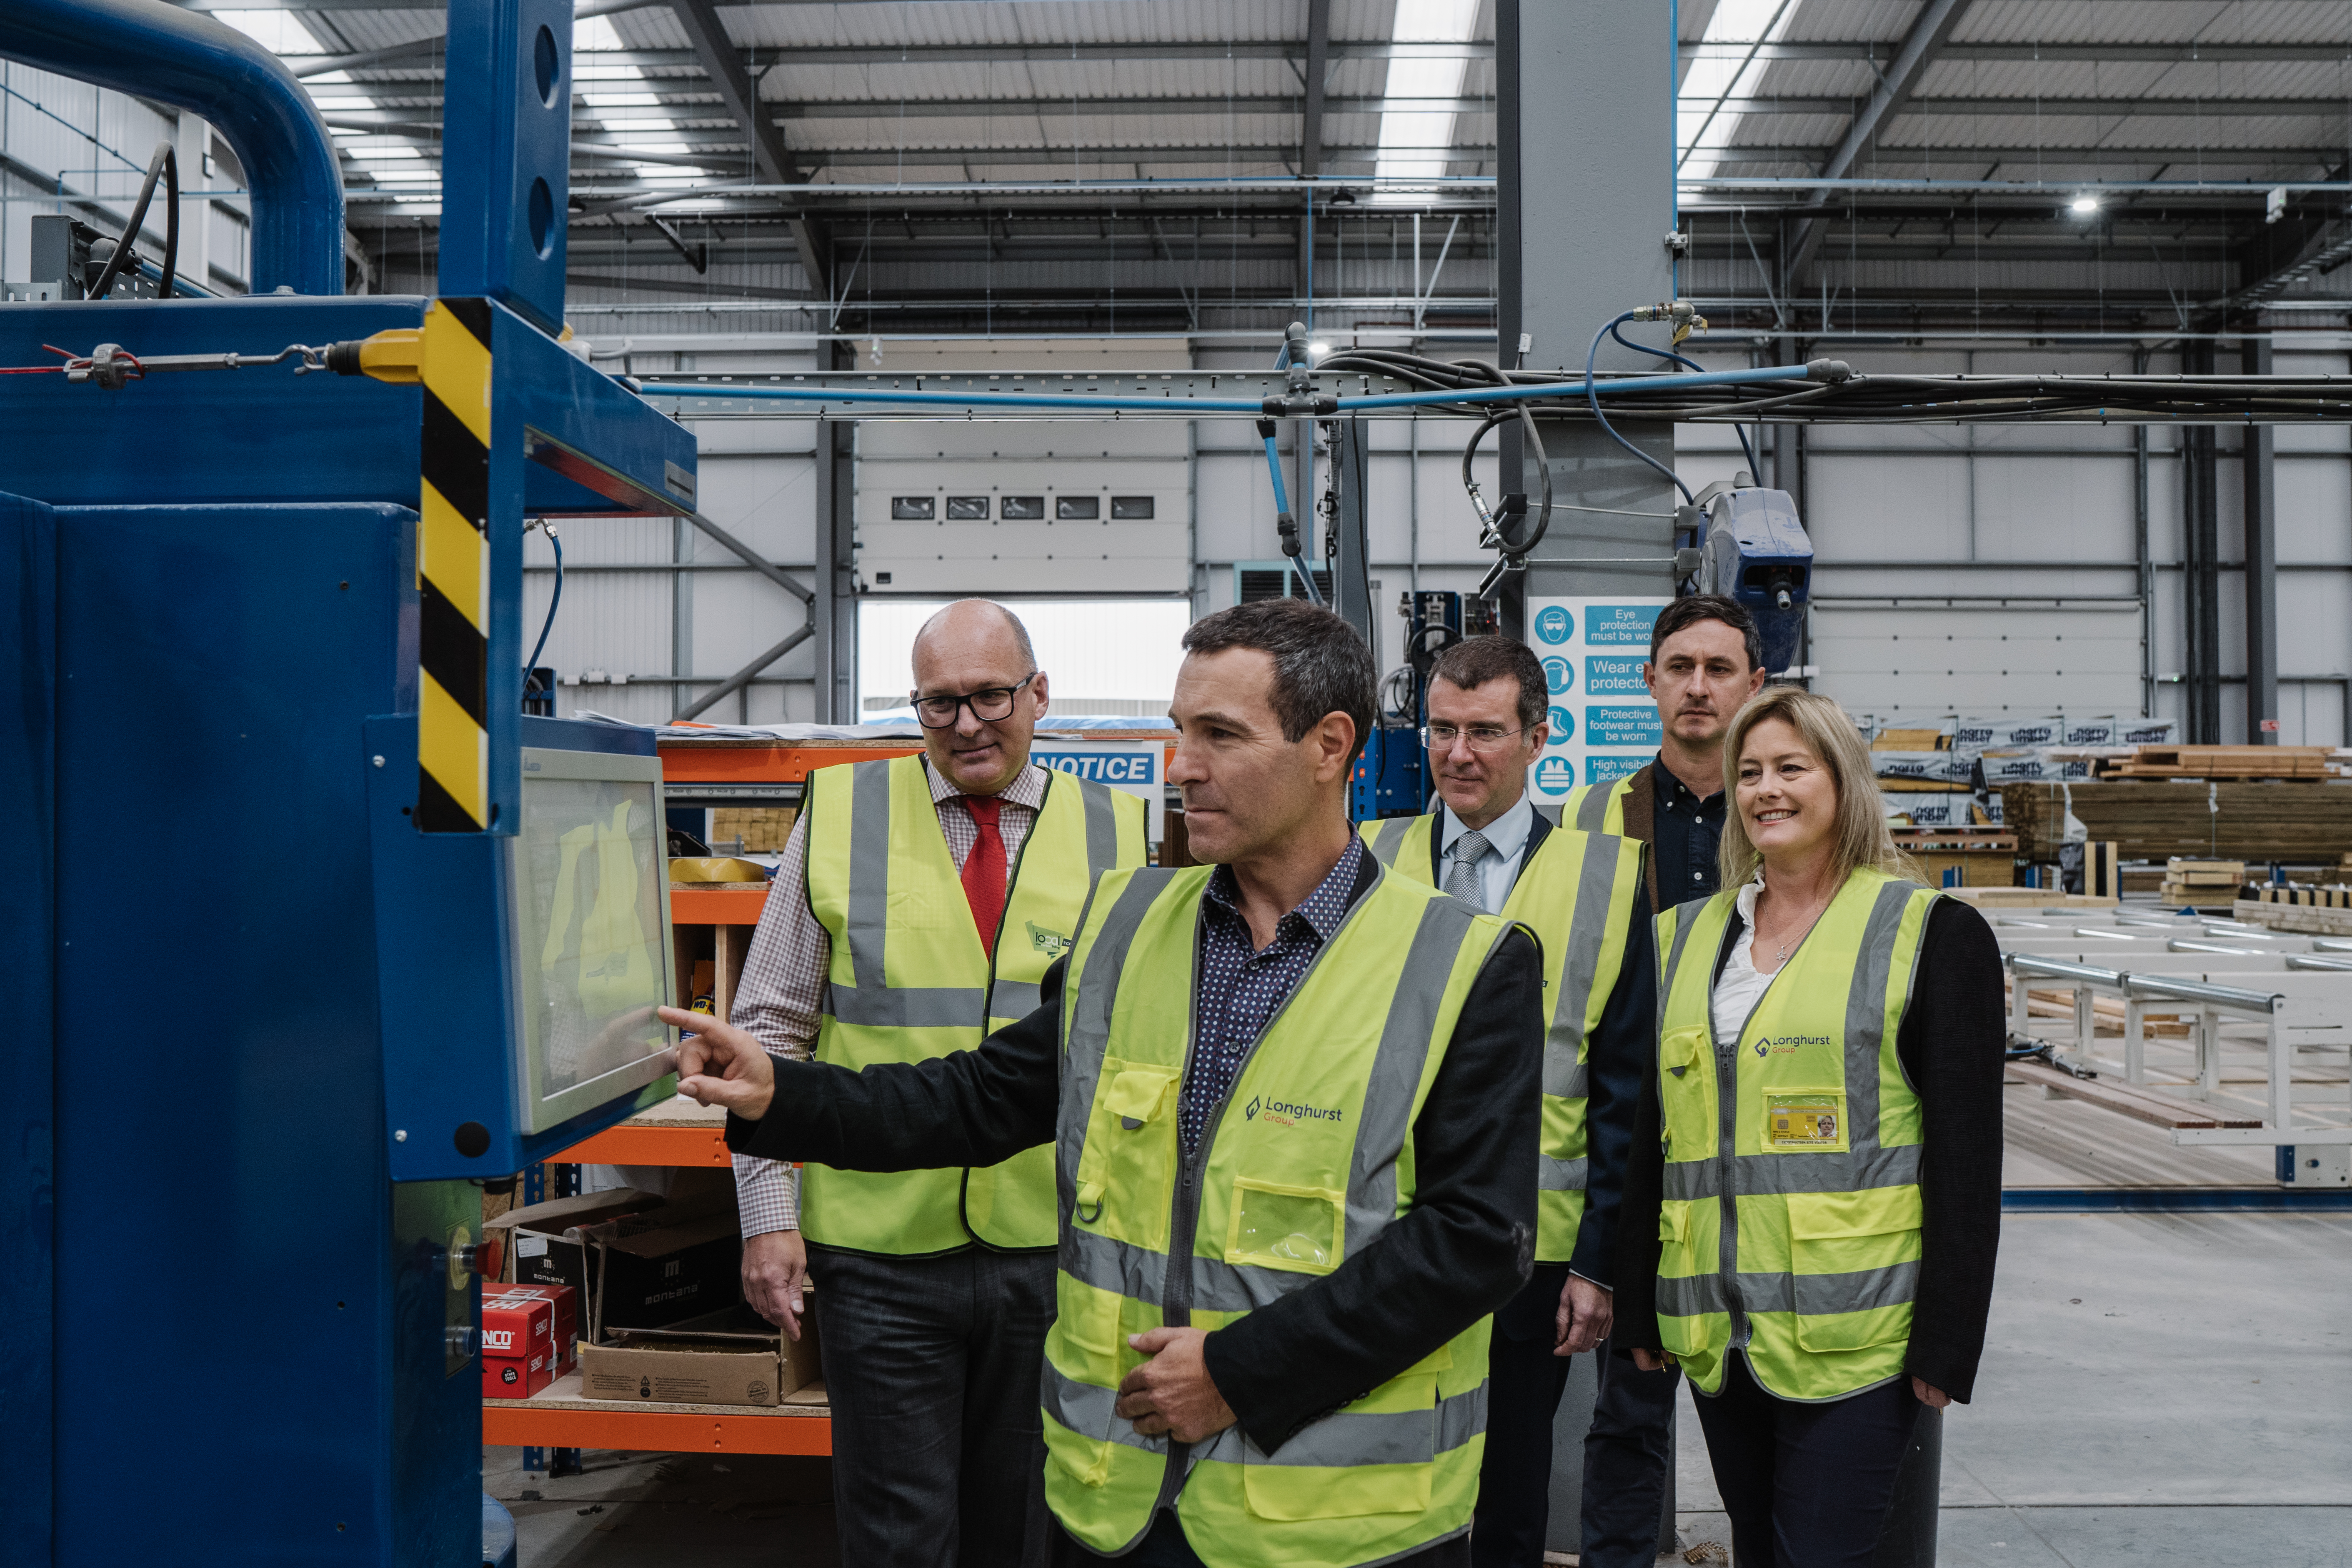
[1786,1186,1923,1353]
[1071,1060,1181,1249]
[1659,1028,1716,1156]
[1224,1178,1346,1275]
[1654,1204,1710,1356]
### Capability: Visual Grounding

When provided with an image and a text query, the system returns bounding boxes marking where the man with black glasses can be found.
[1360,636,1653,1568]
[727,598,1148,1568]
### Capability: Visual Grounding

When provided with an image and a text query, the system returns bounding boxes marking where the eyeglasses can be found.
[1422,722,1531,754]
[913,672,1037,728]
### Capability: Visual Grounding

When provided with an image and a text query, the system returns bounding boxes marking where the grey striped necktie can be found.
[1444,829,1493,912]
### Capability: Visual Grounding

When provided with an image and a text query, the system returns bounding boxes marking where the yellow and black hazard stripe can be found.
[415,298,495,832]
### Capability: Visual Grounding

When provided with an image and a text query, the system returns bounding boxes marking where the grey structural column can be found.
[812,417,857,723]
[2182,338,2222,744]
[1331,418,1376,644]
[1497,0,1681,639]
[2242,333,2279,743]
[1499,0,1679,1554]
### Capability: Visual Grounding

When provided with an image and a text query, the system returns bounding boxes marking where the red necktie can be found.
[961,795,1007,959]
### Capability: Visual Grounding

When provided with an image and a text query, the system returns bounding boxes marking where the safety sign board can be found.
[1525,596,1672,808]
[1030,740,1164,838]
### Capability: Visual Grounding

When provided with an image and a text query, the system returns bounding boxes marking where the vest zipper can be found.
[1710,895,1836,1360]
[1148,860,1386,1519]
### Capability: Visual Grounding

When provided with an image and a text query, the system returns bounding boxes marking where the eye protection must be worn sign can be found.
[1526,598,1671,807]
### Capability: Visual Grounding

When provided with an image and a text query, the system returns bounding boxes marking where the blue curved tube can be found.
[635,363,1815,415]
[1263,435,1292,515]
[0,0,344,295]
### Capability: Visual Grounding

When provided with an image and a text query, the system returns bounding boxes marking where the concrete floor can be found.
[491,1083,2352,1567]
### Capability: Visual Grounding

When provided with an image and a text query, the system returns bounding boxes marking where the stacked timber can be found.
[2002,780,2352,861]
[2096,745,2335,780]
[2160,859,2244,905]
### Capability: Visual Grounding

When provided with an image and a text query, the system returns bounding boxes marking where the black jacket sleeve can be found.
[1569,884,1655,1287]
[1611,895,2007,1396]
[1203,926,1545,1454]
[723,960,1066,1170]
[1613,1003,1666,1355]
[1897,898,2006,1405]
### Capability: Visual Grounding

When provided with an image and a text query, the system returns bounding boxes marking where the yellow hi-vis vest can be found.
[1043,862,1509,1568]
[1652,868,1937,1402]
[801,753,1147,1254]
[1563,770,1640,835]
[1360,810,1642,1262]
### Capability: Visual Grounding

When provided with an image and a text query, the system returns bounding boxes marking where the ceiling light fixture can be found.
[2069,195,2102,216]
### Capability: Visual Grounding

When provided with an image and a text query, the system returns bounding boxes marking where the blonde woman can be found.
[1614,688,2002,1568]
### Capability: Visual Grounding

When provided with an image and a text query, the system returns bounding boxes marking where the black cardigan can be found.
[1612,894,2005,1403]
[725,851,1548,1455]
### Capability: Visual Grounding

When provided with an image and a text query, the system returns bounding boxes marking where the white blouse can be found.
[1710,879,1776,1047]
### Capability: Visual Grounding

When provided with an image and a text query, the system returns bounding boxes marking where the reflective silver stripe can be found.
[1544,1060,1589,1100]
[1574,780,1614,833]
[1056,869,1182,1225]
[1192,1382,1489,1469]
[1658,896,1706,1012]
[1076,774,1121,873]
[1065,1213,1331,1317]
[1536,835,1623,1107]
[1655,1271,1725,1317]
[1364,820,1411,870]
[1533,804,1562,830]
[843,760,894,995]
[990,978,1044,1022]
[1540,1155,1588,1192]
[1659,1263,1918,1320]
[827,983,988,1028]
[1043,1362,1168,1455]
[1663,1144,1922,1201]
[1349,893,1487,1253]
[1840,880,1925,1176]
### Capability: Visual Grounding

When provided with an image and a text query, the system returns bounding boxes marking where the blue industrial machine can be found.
[1688,479,1814,675]
[0,1,696,1561]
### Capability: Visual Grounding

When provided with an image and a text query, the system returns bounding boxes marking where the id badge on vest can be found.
[1763,1091,1847,1152]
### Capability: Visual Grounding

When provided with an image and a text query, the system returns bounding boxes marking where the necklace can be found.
[1761,881,1834,964]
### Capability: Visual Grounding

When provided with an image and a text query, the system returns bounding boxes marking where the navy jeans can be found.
[1580,1333,1679,1568]
[1689,1353,1924,1568]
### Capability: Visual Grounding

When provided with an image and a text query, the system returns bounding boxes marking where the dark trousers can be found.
[1689,1354,1923,1568]
[1579,1333,1679,1568]
[806,1242,1056,1568]
[1469,1265,1574,1568]
[1057,1511,1472,1567]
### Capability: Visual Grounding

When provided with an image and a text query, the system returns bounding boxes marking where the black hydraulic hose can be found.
[87,139,178,301]
[1608,319,1759,477]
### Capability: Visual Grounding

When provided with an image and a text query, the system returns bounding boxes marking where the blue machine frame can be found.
[0,3,697,1563]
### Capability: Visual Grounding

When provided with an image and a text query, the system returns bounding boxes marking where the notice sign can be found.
[1029,740,1164,840]
[1526,598,1671,809]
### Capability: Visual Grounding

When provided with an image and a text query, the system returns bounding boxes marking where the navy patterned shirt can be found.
[1179,833,1368,1156]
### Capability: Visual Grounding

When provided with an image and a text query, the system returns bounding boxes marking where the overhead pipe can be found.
[0,0,343,295]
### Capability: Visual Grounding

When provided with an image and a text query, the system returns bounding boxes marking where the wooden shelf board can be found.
[485,1373,831,1455]
[672,886,770,925]
[555,1120,732,1168]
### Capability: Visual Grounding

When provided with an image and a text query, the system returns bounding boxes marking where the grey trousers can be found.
[807,1242,1057,1568]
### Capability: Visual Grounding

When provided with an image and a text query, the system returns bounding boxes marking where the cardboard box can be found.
[579,1305,821,1408]
[576,1211,743,1335]
[497,1281,580,1377]
[486,1188,671,1284]
[481,1288,555,1399]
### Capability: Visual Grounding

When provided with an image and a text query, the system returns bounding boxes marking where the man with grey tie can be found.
[1360,635,1654,1568]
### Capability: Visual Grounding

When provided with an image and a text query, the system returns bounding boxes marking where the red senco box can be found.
[499,1282,579,1377]
[482,1288,554,1399]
